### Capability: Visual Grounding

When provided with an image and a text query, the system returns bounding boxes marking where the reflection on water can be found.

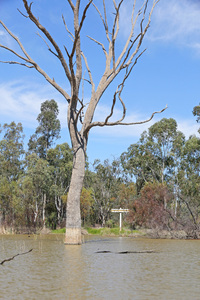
[0,234,200,299]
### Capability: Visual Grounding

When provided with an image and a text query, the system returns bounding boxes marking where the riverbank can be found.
[51,227,199,239]
[1,226,199,239]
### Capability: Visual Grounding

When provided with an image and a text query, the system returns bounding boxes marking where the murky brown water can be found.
[0,234,200,300]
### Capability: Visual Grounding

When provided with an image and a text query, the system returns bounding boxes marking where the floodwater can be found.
[0,235,200,300]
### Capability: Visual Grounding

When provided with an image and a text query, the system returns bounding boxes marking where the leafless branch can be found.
[36,32,58,58]
[62,15,74,41]
[81,51,95,92]
[112,0,124,72]
[0,19,70,101]
[67,0,75,11]
[0,20,32,61]
[22,0,71,82]
[103,0,108,33]
[87,36,108,59]
[0,43,32,63]
[70,0,93,59]
[0,60,34,68]
[92,2,110,42]
[0,249,33,265]
[17,8,28,18]
[84,106,167,134]
[104,91,117,124]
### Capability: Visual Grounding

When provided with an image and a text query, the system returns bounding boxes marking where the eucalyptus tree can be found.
[23,153,53,227]
[28,99,61,159]
[91,159,122,226]
[0,122,25,182]
[47,143,73,225]
[0,122,25,231]
[148,118,185,183]
[121,136,159,193]
[0,0,165,244]
[121,118,185,195]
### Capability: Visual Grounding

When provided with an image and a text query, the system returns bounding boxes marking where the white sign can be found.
[111,208,129,230]
[111,209,129,213]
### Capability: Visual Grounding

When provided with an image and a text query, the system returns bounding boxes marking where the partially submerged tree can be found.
[0,0,166,244]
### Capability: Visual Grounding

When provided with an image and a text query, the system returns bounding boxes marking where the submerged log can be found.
[0,249,33,265]
[95,250,157,254]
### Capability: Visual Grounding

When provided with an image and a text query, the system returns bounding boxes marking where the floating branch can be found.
[0,248,33,265]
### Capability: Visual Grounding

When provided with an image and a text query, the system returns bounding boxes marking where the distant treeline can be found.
[0,100,200,238]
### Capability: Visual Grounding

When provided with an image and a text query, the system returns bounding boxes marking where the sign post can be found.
[111,208,129,231]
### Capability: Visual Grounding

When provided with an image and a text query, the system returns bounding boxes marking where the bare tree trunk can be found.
[42,193,46,229]
[64,145,86,244]
[34,200,38,224]
[55,196,62,225]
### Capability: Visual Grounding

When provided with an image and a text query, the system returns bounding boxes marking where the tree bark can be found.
[64,144,86,244]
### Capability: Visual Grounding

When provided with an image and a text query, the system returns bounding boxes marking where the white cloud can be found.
[177,119,199,139]
[149,0,200,50]
[0,80,68,128]
[0,80,198,142]
[119,0,200,54]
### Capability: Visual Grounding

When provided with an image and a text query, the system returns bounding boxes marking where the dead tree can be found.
[0,0,166,244]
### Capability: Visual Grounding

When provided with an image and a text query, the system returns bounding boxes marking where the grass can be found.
[51,227,144,237]
[86,227,142,236]
[51,228,66,234]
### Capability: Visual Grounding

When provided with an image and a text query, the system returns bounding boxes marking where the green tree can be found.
[28,99,61,159]
[0,122,25,232]
[80,187,94,226]
[90,159,122,226]
[148,118,185,183]
[0,122,25,181]
[47,143,73,225]
[121,118,185,194]
[23,153,53,228]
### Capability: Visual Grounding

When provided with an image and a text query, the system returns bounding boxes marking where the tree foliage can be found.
[0,108,200,238]
[28,99,61,158]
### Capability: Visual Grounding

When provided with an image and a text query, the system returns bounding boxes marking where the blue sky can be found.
[0,0,200,165]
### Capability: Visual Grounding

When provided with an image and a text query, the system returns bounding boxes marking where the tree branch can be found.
[92,2,110,43]
[67,0,75,11]
[0,20,71,102]
[22,0,71,82]
[62,15,75,41]
[36,32,59,58]
[0,249,33,265]
[84,106,167,134]
[81,51,95,92]
[112,0,124,72]
[0,60,34,68]
[70,0,93,59]
[87,35,108,59]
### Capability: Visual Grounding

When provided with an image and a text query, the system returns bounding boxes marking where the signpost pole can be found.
[119,212,122,231]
